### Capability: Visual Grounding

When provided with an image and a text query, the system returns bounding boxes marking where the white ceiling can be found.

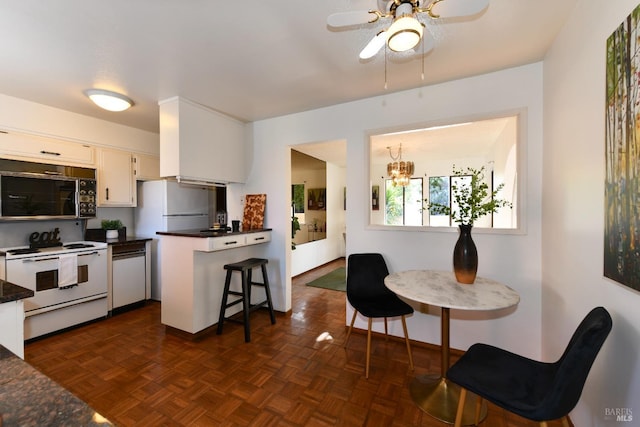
[370,115,513,165]
[0,0,576,136]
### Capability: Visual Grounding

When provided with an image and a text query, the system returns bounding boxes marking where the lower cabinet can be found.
[158,231,272,334]
[0,300,25,359]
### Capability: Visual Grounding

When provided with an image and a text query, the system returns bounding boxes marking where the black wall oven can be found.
[0,159,96,220]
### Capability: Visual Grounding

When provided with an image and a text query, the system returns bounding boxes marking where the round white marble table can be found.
[384,270,520,425]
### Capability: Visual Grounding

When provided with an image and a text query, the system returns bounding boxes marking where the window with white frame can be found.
[385,178,423,226]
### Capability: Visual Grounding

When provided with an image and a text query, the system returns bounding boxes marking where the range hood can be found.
[159,97,246,186]
[175,176,227,188]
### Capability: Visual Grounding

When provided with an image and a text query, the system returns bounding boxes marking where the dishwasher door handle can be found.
[112,251,146,261]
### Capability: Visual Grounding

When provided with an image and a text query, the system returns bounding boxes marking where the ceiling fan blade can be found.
[421,33,436,54]
[327,10,380,27]
[427,0,489,18]
[377,0,393,12]
[359,31,388,59]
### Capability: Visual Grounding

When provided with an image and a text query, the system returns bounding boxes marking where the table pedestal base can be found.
[409,374,487,425]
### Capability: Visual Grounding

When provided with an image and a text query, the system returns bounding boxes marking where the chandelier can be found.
[386,144,414,187]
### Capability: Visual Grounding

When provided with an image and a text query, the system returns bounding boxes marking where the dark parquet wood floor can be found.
[25,259,569,426]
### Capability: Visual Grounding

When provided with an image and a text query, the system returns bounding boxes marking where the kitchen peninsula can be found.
[156,228,272,335]
[0,280,34,359]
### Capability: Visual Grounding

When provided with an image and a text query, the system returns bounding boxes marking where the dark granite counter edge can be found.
[86,235,153,245]
[0,345,113,426]
[0,280,34,304]
[157,228,272,238]
[85,228,151,246]
[105,236,153,246]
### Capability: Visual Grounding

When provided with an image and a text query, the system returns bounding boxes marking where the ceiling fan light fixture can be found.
[84,89,134,112]
[387,15,423,52]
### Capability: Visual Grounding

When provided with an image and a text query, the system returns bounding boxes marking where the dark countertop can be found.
[0,345,112,426]
[104,235,152,246]
[85,228,151,246]
[157,228,272,238]
[86,235,152,245]
[0,280,34,304]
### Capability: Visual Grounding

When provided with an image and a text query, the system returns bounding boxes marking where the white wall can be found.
[543,0,640,425]
[248,62,543,359]
[0,94,158,154]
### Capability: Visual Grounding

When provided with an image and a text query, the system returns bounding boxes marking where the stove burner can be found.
[7,248,41,255]
[63,243,95,249]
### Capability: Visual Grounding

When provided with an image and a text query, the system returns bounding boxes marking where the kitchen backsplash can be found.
[84,207,135,232]
[0,207,135,248]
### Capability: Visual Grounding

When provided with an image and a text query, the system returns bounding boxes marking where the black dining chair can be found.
[344,253,414,378]
[447,306,612,427]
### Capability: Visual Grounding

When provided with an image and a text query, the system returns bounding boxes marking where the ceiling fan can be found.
[327,0,490,59]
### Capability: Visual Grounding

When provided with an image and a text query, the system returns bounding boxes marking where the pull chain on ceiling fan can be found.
[327,0,490,60]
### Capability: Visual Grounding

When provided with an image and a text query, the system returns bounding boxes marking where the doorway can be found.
[289,140,346,278]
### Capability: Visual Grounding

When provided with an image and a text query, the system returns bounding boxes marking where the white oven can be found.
[1,242,108,339]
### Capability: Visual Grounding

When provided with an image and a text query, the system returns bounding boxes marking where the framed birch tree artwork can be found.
[605,4,640,291]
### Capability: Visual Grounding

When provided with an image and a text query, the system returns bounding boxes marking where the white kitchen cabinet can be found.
[133,153,160,181]
[159,96,245,184]
[245,231,271,246]
[0,130,95,166]
[0,300,25,359]
[97,147,136,206]
[208,234,246,251]
[204,231,271,252]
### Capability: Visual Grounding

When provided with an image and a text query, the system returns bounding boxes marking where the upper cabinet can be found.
[0,130,95,166]
[97,148,136,207]
[159,97,245,184]
[133,153,160,181]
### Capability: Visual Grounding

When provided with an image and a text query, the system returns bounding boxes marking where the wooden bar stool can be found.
[217,257,276,342]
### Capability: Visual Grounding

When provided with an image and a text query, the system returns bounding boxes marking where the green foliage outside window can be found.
[425,166,511,226]
[292,184,305,213]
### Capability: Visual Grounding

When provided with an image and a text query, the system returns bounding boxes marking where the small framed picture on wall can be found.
[344,187,347,210]
[308,188,326,210]
[372,185,379,210]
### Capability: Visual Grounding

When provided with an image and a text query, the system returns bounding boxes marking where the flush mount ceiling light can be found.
[84,89,133,112]
[327,0,490,59]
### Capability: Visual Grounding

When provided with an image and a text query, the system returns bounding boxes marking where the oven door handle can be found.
[78,251,99,257]
[22,257,60,263]
[21,251,100,262]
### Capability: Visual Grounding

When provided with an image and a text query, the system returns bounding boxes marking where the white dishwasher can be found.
[112,242,147,311]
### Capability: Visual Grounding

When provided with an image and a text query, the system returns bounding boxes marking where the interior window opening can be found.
[370,114,519,230]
